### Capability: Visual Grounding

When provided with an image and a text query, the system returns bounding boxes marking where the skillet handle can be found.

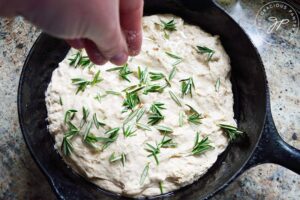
[244,111,300,174]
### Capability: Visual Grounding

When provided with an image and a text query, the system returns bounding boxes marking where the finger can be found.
[83,39,107,65]
[84,0,128,65]
[66,39,85,49]
[120,0,144,56]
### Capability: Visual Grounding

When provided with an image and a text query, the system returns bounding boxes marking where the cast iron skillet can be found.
[18,0,300,199]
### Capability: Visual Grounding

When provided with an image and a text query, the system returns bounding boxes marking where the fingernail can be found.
[110,52,128,65]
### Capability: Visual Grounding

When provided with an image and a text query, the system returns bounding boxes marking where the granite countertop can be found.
[0,0,299,199]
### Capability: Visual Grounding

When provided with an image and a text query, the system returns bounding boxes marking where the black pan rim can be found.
[17,5,269,200]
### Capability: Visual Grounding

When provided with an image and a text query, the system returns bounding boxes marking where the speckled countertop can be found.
[0,0,299,199]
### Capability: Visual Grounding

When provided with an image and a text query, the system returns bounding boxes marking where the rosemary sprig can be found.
[93,113,105,129]
[61,121,80,156]
[196,46,215,61]
[64,109,77,124]
[69,51,82,67]
[71,78,89,94]
[61,137,73,156]
[123,125,136,137]
[186,104,203,125]
[215,78,220,92]
[169,91,182,106]
[71,70,103,94]
[101,128,120,150]
[140,162,150,185]
[219,124,243,141]
[107,63,132,82]
[143,84,166,94]
[148,102,165,125]
[192,133,214,155]
[160,19,177,31]
[155,125,173,134]
[84,131,118,150]
[145,136,176,165]
[150,71,165,81]
[137,66,149,85]
[165,52,183,66]
[69,51,94,69]
[90,71,102,85]
[180,77,195,97]
[168,66,177,80]
[94,93,104,102]
[160,135,177,148]
[109,152,126,166]
[136,123,152,131]
[160,19,177,39]
[65,121,80,137]
[123,92,140,112]
[148,112,164,126]
[145,143,160,165]
[150,102,165,113]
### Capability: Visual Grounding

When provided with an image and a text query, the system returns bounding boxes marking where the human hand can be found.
[1,0,143,65]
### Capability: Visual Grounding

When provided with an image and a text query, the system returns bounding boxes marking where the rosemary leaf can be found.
[169,91,182,106]
[165,52,183,66]
[106,90,122,96]
[136,107,146,122]
[168,66,177,80]
[136,123,152,131]
[219,124,243,141]
[59,97,63,106]
[140,163,150,185]
[159,181,164,194]
[155,125,173,134]
[179,111,184,127]
[83,121,93,140]
[215,78,220,92]
[104,127,120,135]
[109,152,126,166]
